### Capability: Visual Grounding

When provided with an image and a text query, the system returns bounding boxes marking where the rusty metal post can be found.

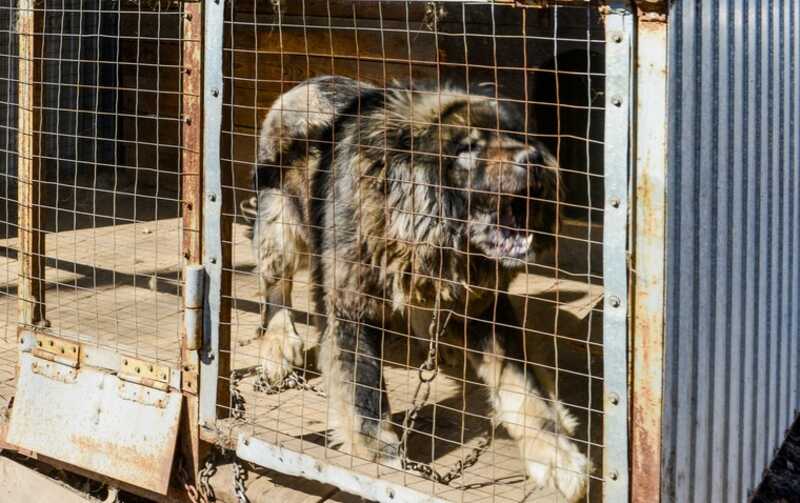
[631,8,668,503]
[16,0,45,327]
[180,0,204,485]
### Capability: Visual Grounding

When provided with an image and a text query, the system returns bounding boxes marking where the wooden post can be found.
[17,0,45,327]
[179,0,204,486]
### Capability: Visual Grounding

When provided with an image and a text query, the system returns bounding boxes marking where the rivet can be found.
[612,33,623,43]
[610,197,621,208]
[184,67,191,76]
[208,193,217,202]
[184,12,192,21]
[211,88,219,98]
[184,115,192,125]
[609,295,621,308]
[610,470,619,481]
[210,257,218,265]
[611,97,622,107]
[609,392,620,406]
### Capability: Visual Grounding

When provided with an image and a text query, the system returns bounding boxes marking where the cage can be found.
[2,1,796,503]
[0,1,629,502]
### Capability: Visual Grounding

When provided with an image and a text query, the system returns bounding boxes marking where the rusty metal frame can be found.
[180,0,206,483]
[630,8,668,503]
[16,0,45,328]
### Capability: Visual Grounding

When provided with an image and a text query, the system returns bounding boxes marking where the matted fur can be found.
[249,76,590,501]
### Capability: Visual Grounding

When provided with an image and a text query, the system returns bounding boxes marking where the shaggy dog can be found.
[248,76,590,501]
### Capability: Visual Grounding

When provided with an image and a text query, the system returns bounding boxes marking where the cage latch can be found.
[119,356,171,391]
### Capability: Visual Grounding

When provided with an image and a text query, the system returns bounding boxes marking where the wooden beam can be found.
[0,457,95,503]
[16,0,45,327]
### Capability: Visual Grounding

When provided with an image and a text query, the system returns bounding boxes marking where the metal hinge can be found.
[31,334,79,368]
[119,356,171,391]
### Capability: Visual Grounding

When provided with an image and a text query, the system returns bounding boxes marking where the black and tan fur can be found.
[249,76,590,501]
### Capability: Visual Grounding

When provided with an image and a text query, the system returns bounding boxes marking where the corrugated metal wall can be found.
[663,1,800,502]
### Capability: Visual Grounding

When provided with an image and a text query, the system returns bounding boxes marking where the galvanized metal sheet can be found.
[236,435,448,503]
[200,0,225,428]
[602,3,632,502]
[7,353,182,495]
[663,1,800,502]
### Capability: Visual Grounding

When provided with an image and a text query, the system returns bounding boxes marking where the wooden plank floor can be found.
[0,216,605,502]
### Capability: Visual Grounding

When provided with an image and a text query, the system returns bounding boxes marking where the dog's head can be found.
[383,87,560,268]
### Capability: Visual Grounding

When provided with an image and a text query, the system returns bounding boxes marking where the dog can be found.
[247,75,590,501]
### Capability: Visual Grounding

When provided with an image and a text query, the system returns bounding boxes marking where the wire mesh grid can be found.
[0,0,189,379]
[218,1,606,502]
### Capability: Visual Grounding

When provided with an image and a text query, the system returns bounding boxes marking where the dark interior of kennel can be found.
[220,2,607,501]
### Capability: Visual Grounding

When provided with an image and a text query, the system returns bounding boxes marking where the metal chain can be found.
[177,456,203,503]
[423,2,446,31]
[232,457,250,503]
[227,287,491,487]
[397,286,490,485]
[196,448,218,502]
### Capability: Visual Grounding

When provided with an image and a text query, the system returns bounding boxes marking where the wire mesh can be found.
[218,1,606,502]
[0,0,188,387]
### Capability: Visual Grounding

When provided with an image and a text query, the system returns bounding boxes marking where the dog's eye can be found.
[454,142,474,156]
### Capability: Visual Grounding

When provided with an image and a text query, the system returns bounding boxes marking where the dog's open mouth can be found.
[475,194,534,261]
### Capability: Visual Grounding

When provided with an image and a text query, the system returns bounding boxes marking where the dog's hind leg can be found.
[467,301,591,502]
[251,188,306,383]
[320,315,400,465]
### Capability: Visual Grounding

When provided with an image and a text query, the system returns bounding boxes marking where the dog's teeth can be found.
[526,234,533,246]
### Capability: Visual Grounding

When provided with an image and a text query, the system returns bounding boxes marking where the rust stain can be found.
[631,16,668,503]
[179,2,204,490]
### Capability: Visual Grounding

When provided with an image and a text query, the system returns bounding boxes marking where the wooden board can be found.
[0,457,96,503]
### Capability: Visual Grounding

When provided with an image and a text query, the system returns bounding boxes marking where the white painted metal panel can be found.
[6,353,182,495]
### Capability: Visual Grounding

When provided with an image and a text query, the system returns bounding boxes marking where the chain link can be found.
[232,457,250,503]
[197,448,219,502]
[224,287,490,488]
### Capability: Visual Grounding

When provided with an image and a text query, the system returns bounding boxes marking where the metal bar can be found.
[16,0,45,327]
[236,435,448,503]
[602,3,632,502]
[181,0,205,478]
[631,11,667,503]
[200,0,227,428]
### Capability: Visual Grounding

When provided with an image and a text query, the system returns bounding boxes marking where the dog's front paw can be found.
[522,432,591,502]
[258,309,304,383]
